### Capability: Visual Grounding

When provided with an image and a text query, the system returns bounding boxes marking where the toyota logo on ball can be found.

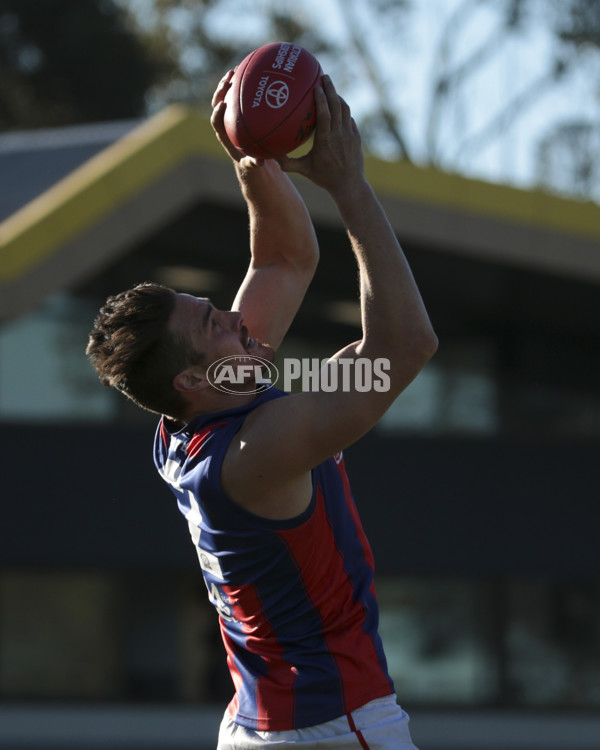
[206,355,279,394]
[265,80,289,109]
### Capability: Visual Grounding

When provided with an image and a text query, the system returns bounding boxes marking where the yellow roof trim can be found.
[365,158,600,242]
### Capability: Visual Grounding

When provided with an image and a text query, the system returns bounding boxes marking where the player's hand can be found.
[211,70,264,169]
[277,75,365,197]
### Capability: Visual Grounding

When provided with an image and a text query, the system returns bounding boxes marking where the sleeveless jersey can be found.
[153,388,394,731]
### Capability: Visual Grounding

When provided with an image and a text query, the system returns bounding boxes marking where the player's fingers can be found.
[322,75,342,131]
[211,70,234,108]
[313,83,331,139]
[210,99,226,131]
[339,96,352,131]
[210,101,243,162]
[240,156,263,168]
[211,69,235,109]
[277,154,308,177]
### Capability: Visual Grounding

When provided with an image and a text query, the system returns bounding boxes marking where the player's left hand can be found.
[211,70,264,169]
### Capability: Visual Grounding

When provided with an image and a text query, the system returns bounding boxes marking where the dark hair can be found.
[86,282,203,417]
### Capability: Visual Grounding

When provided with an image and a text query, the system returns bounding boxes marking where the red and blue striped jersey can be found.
[153,388,394,731]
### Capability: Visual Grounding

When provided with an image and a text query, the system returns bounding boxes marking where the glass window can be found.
[378,339,498,436]
[507,382,600,439]
[506,581,600,708]
[377,578,498,705]
[0,295,117,422]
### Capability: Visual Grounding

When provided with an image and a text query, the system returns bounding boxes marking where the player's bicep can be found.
[232,260,314,350]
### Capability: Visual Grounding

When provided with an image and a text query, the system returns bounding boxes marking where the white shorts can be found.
[216,694,419,749]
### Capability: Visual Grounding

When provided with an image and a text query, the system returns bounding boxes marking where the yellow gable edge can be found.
[366,158,600,242]
[0,106,218,282]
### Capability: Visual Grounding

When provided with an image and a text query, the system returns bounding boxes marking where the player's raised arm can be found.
[221,76,438,519]
[210,71,319,351]
[281,77,439,379]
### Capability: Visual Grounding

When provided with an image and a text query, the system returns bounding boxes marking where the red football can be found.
[224,42,323,159]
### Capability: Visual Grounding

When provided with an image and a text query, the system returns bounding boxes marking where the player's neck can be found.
[172,390,259,428]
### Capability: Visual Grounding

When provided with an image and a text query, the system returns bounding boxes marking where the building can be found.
[1,107,599,749]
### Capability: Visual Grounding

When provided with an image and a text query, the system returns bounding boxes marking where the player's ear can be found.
[173,367,210,394]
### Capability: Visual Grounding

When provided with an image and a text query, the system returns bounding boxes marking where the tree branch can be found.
[337,0,412,161]
[451,58,572,165]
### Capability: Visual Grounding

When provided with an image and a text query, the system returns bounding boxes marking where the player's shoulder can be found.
[156,388,289,462]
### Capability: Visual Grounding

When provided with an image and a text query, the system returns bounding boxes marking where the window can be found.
[378,578,498,705]
[0,295,117,422]
[378,340,498,436]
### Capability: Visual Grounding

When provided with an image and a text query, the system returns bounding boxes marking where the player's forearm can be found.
[333,178,438,360]
[236,160,319,272]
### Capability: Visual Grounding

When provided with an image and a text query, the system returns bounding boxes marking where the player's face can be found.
[168,293,273,366]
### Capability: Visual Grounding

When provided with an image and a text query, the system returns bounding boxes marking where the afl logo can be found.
[265,80,289,109]
[206,355,279,395]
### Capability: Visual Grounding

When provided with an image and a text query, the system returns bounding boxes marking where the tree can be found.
[130,0,599,200]
[537,121,600,199]
[532,0,600,198]
[138,0,342,115]
[0,0,173,130]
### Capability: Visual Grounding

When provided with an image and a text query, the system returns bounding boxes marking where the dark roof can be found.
[0,120,139,222]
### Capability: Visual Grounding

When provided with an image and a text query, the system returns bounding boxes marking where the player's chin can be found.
[247,339,274,362]
[259,342,275,362]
